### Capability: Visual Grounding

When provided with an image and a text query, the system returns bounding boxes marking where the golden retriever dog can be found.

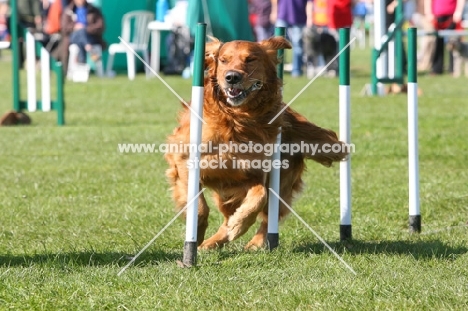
[165,37,348,250]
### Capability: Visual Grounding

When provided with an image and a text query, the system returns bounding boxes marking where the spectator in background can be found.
[38,0,65,56]
[43,0,63,36]
[18,0,43,30]
[327,0,353,75]
[61,0,105,72]
[250,0,274,42]
[272,0,313,77]
[41,0,52,22]
[412,0,435,71]
[327,0,353,32]
[353,0,368,23]
[0,0,9,41]
[303,0,330,77]
[426,0,466,75]
[386,0,408,74]
[8,0,43,67]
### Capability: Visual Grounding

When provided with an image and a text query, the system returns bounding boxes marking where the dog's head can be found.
[204,37,292,107]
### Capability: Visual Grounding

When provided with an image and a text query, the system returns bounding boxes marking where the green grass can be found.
[1,48,467,310]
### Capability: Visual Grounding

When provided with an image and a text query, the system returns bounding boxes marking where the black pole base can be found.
[409,215,421,233]
[267,233,279,250]
[340,225,352,241]
[182,241,197,267]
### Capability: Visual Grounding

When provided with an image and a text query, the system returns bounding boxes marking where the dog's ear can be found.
[205,37,223,71]
[259,36,292,64]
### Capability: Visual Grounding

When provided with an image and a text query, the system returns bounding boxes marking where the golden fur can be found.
[165,37,348,249]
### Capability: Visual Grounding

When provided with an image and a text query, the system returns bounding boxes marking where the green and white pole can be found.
[183,23,206,266]
[9,0,64,125]
[10,0,20,111]
[394,0,404,81]
[26,31,37,111]
[267,27,285,251]
[372,0,387,95]
[407,28,421,233]
[339,28,352,240]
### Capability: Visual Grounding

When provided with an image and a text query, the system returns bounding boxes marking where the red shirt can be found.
[327,0,353,29]
[432,0,457,16]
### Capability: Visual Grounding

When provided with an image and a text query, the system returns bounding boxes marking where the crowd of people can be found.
[0,0,105,74]
[248,0,467,77]
[249,0,355,77]
[0,0,467,77]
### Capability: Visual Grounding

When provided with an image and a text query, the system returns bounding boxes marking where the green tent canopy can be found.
[186,0,254,42]
[99,0,254,70]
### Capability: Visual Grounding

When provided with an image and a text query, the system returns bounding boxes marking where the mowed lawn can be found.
[0,46,467,310]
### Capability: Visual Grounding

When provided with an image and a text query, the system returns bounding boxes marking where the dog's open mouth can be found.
[224,87,248,106]
[226,87,245,99]
[224,82,263,106]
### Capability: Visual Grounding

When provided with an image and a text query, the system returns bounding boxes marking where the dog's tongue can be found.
[228,88,242,97]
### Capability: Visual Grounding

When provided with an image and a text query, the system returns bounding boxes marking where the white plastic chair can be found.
[106,11,155,80]
[0,41,10,58]
[0,41,10,49]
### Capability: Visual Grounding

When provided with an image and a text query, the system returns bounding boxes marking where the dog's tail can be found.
[282,107,349,167]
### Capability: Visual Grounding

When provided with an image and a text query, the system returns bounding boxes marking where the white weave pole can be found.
[373,0,387,95]
[339,28,352,240]
[26,31,36,111]
[407,28,421,233]
[183,23,207,267]
[41,46,51,112]
[267,27,286,250]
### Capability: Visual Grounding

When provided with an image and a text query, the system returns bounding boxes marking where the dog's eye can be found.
[219,58,227,64]
[245,57,257,63]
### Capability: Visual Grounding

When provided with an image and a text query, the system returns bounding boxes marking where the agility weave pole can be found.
[268,28,354,246]
[407,28,421,233]
[267,27,285,251]
[183,23,207,267]
[339,28,352,240]
[370,0,405,96]
[9,0,65,126]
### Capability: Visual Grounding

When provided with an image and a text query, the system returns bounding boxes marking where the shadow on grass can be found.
[0,249,182,268]
[2,239,466,268]
[292,239,468,260]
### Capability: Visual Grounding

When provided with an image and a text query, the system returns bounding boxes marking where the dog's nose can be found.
[225,71,242,85]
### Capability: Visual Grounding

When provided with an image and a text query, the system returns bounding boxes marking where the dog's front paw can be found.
[198,240,221,250]
[244,239,266,250]
[227,215,256,241]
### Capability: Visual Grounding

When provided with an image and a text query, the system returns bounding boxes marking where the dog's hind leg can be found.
[199,193,238,250]
[177,192,210,245]
[166,165,210,245]
[195,193,210,245]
